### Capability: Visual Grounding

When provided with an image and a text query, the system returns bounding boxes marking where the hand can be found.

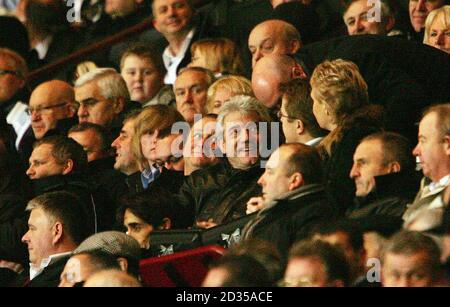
[246,196,265,214]
[196,219,218,229]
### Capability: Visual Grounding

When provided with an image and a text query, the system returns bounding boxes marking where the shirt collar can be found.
[34,35,53,60]
[428,174,450,192]
[305,137,323,147]
[29,251,72,280]
[163,28,195,84]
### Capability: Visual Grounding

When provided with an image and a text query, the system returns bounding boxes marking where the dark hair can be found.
[34,135,88,174]
[26,191,90,245]
[312,219,364,253]
[361,131,415,173]
[280,78,326,138]
[120,43,166,77]
[208,254,271,287]
[282,143,323,184]
[288,239,351,287]
[382,230,442,279]
[68,122,111,155]
[25,0,68,35]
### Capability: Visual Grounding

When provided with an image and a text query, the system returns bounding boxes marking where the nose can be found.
[30,110,41,121]
[257,174,265,187]
[167,4,176,16]
[22,230,30,243]
[412,144,420,157]
[26,165,34,178]
[77,104,88,119]
[111,136,120,149]
[435,32,445,46]
[252,50,263,68]
[416,0,426,11]
[135,71,143,82]
[349,164,359,179]
[355,18,364,33]
[181,90,193,105]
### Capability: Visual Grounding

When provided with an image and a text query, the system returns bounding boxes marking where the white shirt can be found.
[34,35,53,60]
[6,101,30,150]
[29,251,72,280]
[305,137,323,147]
[162,29,195,85]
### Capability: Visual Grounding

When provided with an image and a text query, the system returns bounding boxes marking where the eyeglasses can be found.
[0,69,22,78]
[26,102,68,115]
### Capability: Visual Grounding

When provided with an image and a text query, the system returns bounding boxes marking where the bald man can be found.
[248,19,302,68]
[29,80,76,140]
[251,54,305,109]
[84,269,141,287]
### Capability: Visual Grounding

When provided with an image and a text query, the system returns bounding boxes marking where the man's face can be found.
[26,144,67,179]
[382,251,437,287]
[409,0,444,32]
[105,0,138,17]
[154,134,185,171]
[279,96,298,143]
[174,70,208,124]
[69,129,105,163]
[258,147,292,202]
[284,257,331,287]
[22,208,55,266]
[350,139,392,197]
[344,0,390,35]
[413,112,450,182]
[152,0,193,37]
[251,56,284,109]
[29,87,72,140]
[248,23,293,68]
[121,55,164,104]
[59,254,92,287]
[124,209,153,249]
[76,81,120,127]
[0,57,25,104]
[184,117,219,168]
[425,14,450,54]
[112,119,139,175]
[222,111,261,169]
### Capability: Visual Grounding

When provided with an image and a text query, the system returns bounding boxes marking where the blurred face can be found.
[311,89,334,131]
[350,139,393,197]
[26,144,67,179]
[258,147,293,202]
[344,0,390,35]
[425,14,450,53]
[124,209,153,249]
[121,55,164,104]
[184,117,219,168]
[189,49,210,70]
[112,119,139,175]
[22,208,54,266]
[409,0,445,32]
[284,257,331,287]
[211,87,232,115]
[105,0,138,17]
[382,251,437,287]
[76,82,121,127]
[69,130,105,162]
[0,57,25,103]
[202,267,230,287]
[29,87,72,140]
[248,23,297,68]
[59,254,92,287]
[153,0,193,37]
[140,130,159,164]
[174,70,209,124]
[413,112,450,182]
[154,134,185,171]
[222,111,261,169]
[279,96,298,143]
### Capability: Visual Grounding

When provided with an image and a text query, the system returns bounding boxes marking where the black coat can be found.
[346,171,421,219]
[177,160,264,227]
[242,184,338,259]
[296,35,450,141]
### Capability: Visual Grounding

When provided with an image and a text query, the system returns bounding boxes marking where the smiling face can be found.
[425,13,450,53]
[152,0,194,38]
[184,117,219,169]
[409,0,445,32]
[344,0,391,35]
[121,55,164,104]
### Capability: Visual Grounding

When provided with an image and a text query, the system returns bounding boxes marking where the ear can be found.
[291,64,307,79]
[289,39,302,54]
[52,221,63,245]
[113,97,126,115]
[444,135,450,155]
[388,161,401,173]
[66,103,77,118]
[288,172,304,190]
[295,119,305,136]
[62,159,74,175]
[159,218,172,230]
[117,257,128,272]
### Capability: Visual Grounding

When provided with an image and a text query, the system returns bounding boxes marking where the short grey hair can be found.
[74,68,130,101]
[217,95,272,137]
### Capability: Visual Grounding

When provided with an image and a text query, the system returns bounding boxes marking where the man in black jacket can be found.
[347,132,420,219]
[241,143,338,259]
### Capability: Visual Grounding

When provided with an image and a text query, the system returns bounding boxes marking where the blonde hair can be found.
[310,59,368,124]
[423,6,450,45]
[132,105,184,170]
[206,75,253,113]
[190,38,244,75]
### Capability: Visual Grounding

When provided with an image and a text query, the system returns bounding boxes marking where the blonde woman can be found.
[189,38,244,77]
[424,6,450,54]
[206,75,253,114]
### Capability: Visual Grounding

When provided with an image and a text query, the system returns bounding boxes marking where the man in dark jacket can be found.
[347,132,420,219]
[241,143,338,259]
[177,95,273,229]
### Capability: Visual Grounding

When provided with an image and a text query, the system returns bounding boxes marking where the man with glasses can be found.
[278,78,326,146]
[28,80,77,140]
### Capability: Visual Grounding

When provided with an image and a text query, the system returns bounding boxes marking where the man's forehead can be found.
[175,72,207,87]
[224,111,259,124]
[75,82,102,99]
[32,143,53,156]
